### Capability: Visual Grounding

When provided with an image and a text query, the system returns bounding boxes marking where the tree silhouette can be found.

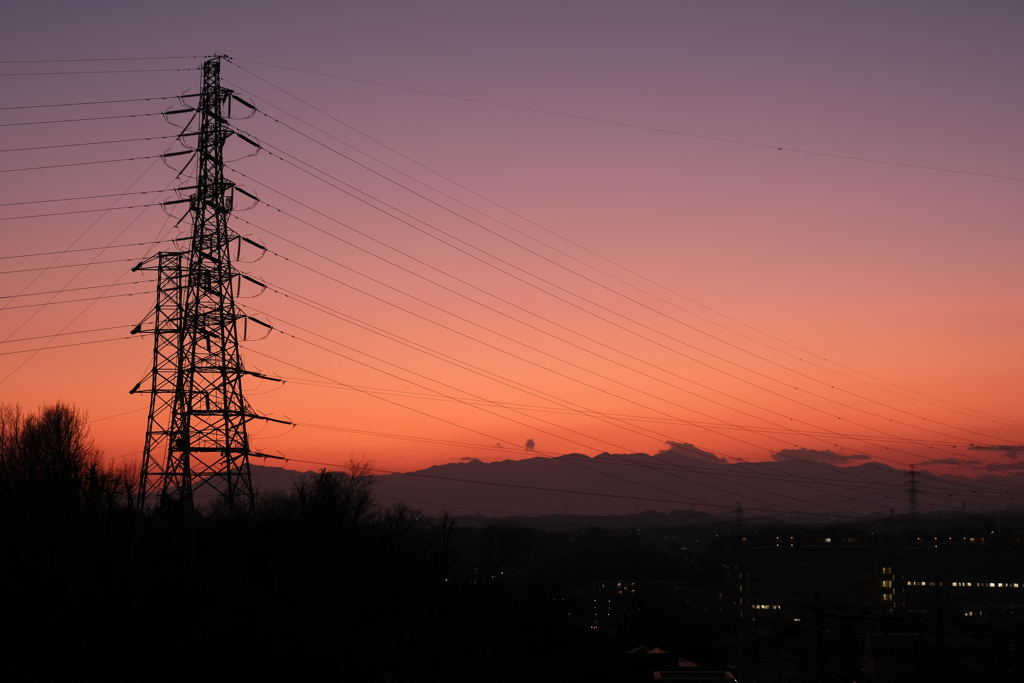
[285,459,377,529]
[0,402,130,526]
[478,520,532,581]
[437,507,459,581]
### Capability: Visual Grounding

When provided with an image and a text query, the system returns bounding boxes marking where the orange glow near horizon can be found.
[2,3,1024,490]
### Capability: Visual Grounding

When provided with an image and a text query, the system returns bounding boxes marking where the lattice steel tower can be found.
[905,464,919,524]
[133,56,279,514]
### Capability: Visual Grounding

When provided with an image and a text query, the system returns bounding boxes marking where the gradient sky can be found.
[2,1,1023,481]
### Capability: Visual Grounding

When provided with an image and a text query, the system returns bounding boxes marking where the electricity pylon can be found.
[905,464,919,524]
[132,55,283,515]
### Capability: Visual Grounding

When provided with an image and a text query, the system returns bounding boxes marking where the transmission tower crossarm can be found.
[252,414,291,426]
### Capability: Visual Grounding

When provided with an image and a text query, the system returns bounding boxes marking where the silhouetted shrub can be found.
[0,402,131,526]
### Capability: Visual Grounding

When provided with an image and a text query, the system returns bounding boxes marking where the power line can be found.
[0,96,179,111]
[291,143,997,448]
[89,407,146,424]
[0,290,150,311]
[0,189,168,208]
[245,278,942,501]
[240,218,778,453]
[0,257,140,275]
[272,418,1021,515]
[236,168,993,463]
[242,220,1022,487]
[3,55,1015,513]
[0,56,202,64]
[289,415,912,500]
[257,253,787,450]
[230,60,1023,431]
[243,299,925,516]
[277,379,962,447]
[0,202,168,221]
[232,202,1024,497]
[241,85,974,444]
[218,125,1024,485]
[240,341,733,511]
[209,73,1015,475]
[0,336,132,356]
[298,421,544,455]
[0,112,166,127]
[0,155,171,385]
[0,280,153,300]
[232,90,1021,455]
[249,309,864,511]
[0,155,163,173]
[218,82,1024,499]
[0,135,178,154]
[0,68,197,75]
[232,57,1024,183]
[262,314,660,457]
[258,265,965,490]
[1,324,134,344]
[0,240,175,261]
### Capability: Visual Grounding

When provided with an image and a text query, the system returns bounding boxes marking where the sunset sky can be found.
[2,2,1023,483]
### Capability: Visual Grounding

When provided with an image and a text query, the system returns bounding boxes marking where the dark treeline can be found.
[0,403,135,525]
[4,403,1023,682]
[0,403,718,682]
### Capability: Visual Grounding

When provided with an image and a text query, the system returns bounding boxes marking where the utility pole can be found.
[132,55,284,515]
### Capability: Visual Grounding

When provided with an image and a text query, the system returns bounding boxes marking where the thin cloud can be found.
[985,462,1023,472]
[771,448,869,464]
[969,445,1023,460]
[921,457,982,466]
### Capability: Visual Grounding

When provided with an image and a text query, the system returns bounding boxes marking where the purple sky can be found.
[2,2,1023,483]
